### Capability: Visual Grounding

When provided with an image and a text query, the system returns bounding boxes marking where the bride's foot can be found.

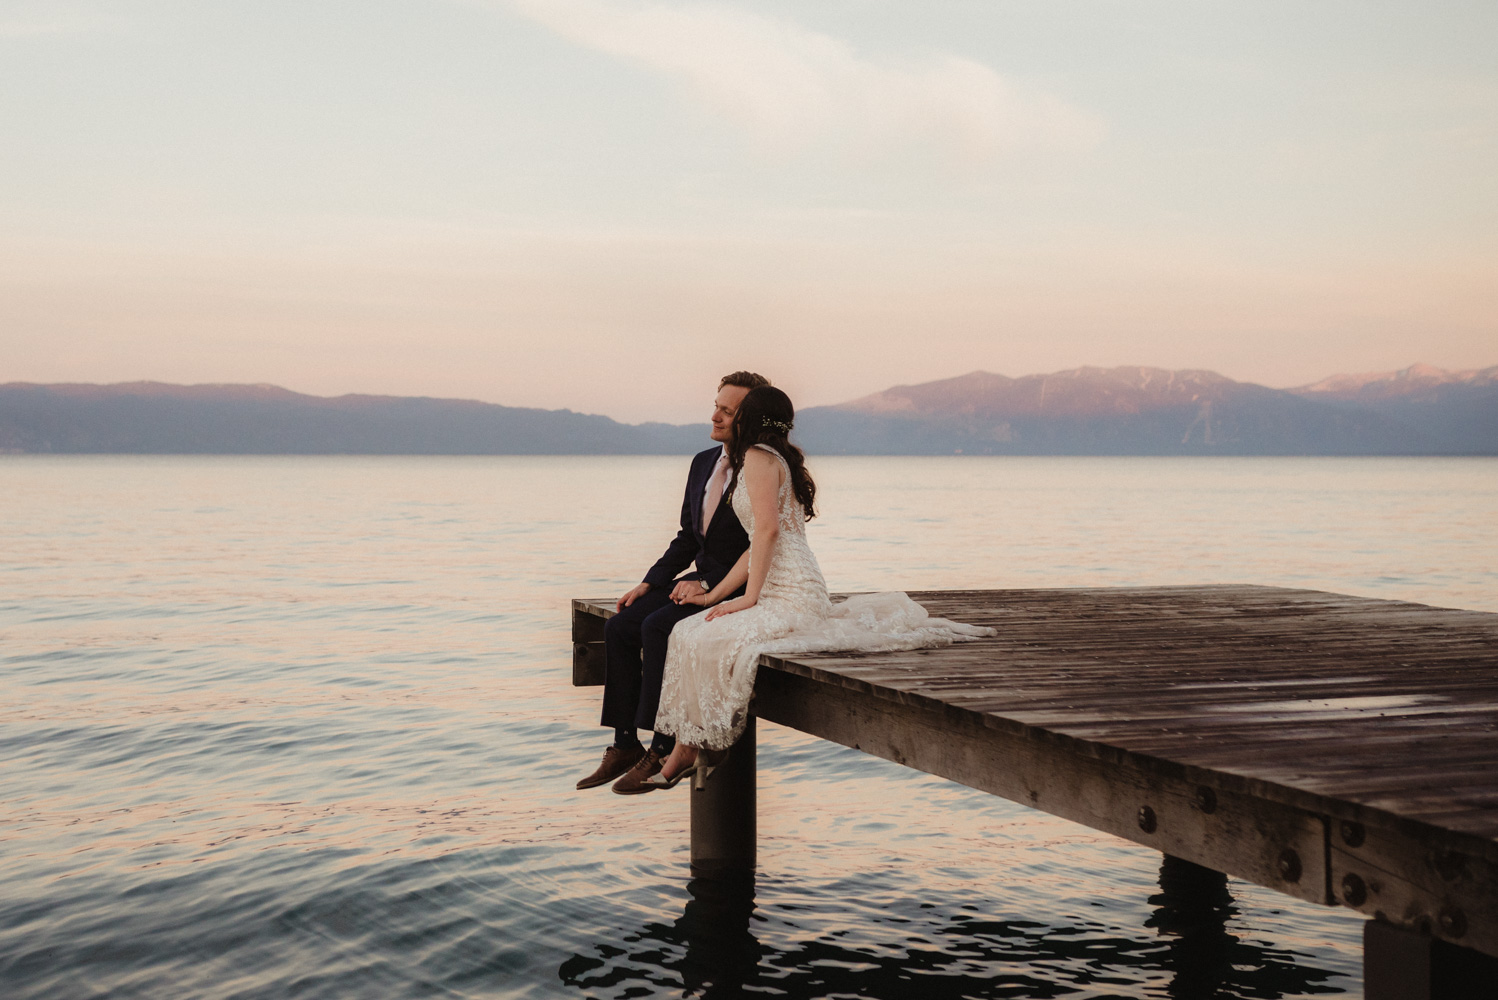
[658,745,698,783]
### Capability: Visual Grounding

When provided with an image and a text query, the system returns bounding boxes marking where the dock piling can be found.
[689,716,756,876]
[1364,919,1498,1000]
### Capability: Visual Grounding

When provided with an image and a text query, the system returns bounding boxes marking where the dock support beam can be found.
[690,716,756,876]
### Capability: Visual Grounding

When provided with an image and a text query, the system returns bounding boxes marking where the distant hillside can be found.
[2,365,1493,455]
[1290,362,1498,402]
[794,365,1497,455]
[1285,364,1498,455]
[0,382,709,454]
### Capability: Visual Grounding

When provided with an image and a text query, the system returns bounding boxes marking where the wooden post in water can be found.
[689,716,756,875]
[1364,920,1498,1000]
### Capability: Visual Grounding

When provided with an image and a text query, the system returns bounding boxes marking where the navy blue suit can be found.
[600,446,750,737]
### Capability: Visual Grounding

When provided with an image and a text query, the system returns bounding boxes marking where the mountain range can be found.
[798,363,1498,455]
[1,363,1494,456]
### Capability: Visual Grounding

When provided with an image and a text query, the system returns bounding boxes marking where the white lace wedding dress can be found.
[655,444,994,751]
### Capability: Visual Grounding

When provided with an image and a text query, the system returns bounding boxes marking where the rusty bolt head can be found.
[1278,848,1303,883]
[1339,821,1365,848]
[1195,787,1217,814]
[1137,805,1157,834]
[1341,872,1367,907]
[1439,906,1468,939]
[1433,851,1468,883]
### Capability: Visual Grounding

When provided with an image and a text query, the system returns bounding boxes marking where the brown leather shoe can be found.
[611,749,665,795]
[576,744,645,790]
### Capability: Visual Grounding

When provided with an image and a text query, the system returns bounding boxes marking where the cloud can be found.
[502,0,1103,159]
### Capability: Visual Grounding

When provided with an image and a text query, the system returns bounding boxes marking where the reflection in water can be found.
[559,875,759,998]
[1149,855,1238,998]
[1148,855,1344,999]
[674,874,761,997]
[562,860,1349,999]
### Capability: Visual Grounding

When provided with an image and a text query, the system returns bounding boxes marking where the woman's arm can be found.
[703,449,782,621]
[677,548,749,606]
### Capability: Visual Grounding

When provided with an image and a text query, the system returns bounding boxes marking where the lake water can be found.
[4,455,1496,999]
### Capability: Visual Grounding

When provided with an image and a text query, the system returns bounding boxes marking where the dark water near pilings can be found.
[6,456,1495,998]
[561,860,1346,999]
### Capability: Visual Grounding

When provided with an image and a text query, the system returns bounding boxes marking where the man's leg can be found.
[578,587,673,790]
[598,588,673,739]
[610,599,707,794]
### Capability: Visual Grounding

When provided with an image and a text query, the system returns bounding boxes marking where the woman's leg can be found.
[658,743,699,780]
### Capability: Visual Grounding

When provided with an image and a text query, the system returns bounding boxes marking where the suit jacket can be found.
[642,446,750,592]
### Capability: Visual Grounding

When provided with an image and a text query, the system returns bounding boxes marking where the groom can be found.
[577,370,771,794]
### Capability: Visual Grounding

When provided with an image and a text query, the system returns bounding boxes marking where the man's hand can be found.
[617,582,651,612]
[670,579,707,604]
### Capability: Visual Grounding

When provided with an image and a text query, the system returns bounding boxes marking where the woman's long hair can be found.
[725,386,816,520]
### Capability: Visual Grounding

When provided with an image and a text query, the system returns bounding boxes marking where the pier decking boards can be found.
[571,584,1498,980]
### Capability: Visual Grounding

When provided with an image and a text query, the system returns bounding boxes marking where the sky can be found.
[2,0,1495,423]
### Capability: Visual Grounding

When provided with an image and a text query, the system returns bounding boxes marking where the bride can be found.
[648,385,992,788]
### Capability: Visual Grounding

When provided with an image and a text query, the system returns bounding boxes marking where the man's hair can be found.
[719,371,771,391]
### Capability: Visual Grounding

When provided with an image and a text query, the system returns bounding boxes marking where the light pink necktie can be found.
[702,455,730,534]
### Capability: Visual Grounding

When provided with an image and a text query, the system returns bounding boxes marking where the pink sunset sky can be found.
[3,0,1495,423]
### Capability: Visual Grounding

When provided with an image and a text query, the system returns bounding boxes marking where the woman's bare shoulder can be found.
[743,446,779,468]
[743,446,786,490]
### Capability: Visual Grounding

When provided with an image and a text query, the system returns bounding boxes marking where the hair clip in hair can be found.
[762,417,792,434]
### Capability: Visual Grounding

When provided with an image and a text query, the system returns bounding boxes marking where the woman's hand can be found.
[705,595,756,621]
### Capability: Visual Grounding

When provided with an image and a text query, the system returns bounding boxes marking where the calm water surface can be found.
[4,456,1496,999]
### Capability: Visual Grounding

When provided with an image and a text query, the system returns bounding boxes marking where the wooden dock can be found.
[571,585,1498,997]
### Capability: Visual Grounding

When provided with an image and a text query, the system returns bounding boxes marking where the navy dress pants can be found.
[599,587,708,734]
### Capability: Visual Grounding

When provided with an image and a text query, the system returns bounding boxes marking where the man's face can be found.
[710,385,750,443]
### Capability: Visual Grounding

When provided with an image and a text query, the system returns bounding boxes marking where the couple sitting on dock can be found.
[577,371,993,795]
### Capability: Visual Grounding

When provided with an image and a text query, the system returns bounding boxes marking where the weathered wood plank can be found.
[571,600,607,686]
[1335,820,1498,960]
[752,665,1332,906]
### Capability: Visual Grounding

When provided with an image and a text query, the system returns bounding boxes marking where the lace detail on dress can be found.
[655,444,993,749]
